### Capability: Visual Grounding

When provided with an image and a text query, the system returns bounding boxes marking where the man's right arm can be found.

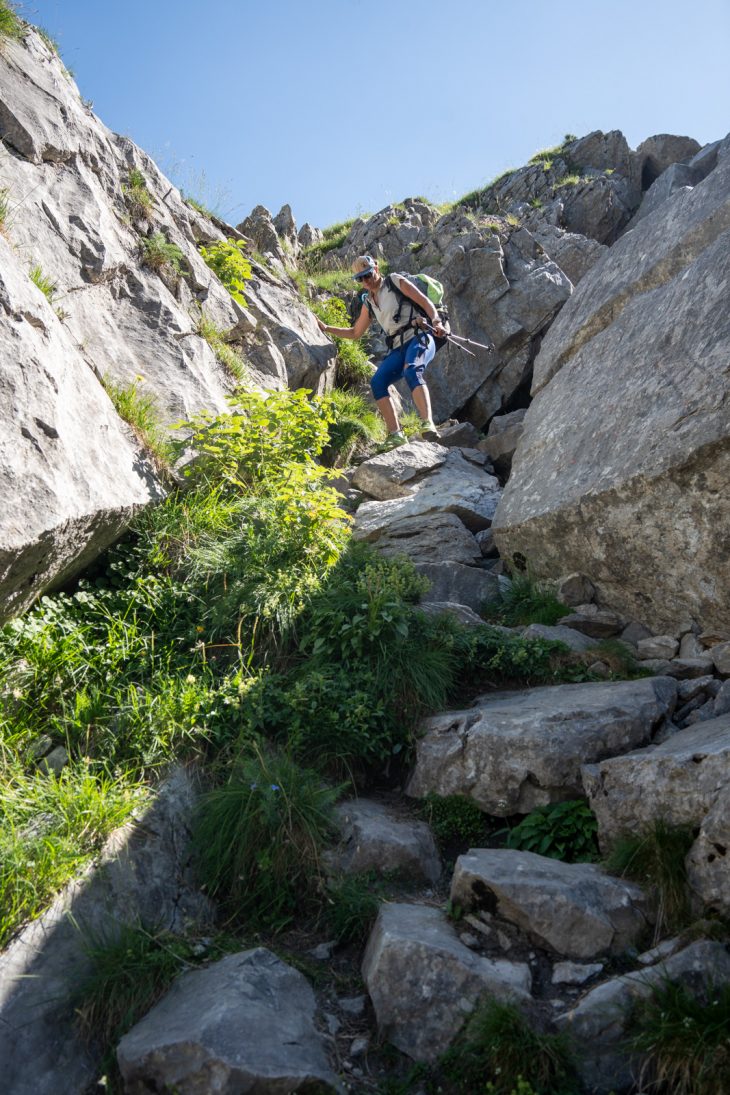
[318,303,371,340]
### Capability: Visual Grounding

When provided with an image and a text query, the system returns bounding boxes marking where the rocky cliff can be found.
[0,27,334,621]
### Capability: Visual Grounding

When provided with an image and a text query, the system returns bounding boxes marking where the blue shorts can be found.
[371,333,435,401]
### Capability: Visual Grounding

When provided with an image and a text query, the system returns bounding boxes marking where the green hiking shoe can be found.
[377,430,407,453]
[420,420,440,442]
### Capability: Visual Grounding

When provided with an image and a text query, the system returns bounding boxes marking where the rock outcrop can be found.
[492,135,730,633]
[0,28,335,620]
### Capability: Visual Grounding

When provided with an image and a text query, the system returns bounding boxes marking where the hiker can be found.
[316,254,447,448]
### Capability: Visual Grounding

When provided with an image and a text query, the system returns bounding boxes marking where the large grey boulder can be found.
[0,235,162,622]
[0,768,212,1095]
[353,449,502,542]
[362,902,531,1061]
[493,138,730,634]
[406,677,677,815]
[327,799,441,884]
[351,441,448,500]
[451,849,650,959]
[370,512,482,566]
[555,941,730,1094]
[686,784,730,916]
[582,714,730,849]
[415,561,499,614]
[117,949,341,1094]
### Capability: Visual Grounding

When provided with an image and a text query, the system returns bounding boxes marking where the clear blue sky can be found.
[20,0,730,230]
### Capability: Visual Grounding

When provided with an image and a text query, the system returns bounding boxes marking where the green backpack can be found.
[365,272,450,351]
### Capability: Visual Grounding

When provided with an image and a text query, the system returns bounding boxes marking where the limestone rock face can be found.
[0,235,162,620]
[583,714,730,849]
[117,949,341,1094]
[556,941,730,1094]
[686,784,730,916]
[0,769,212,1095]
[351,441,448,500]
[0,28,335,617]
[450,849,650,959]
[492,139,730,633]
[406,677,676,815]
[362,903,531,1061]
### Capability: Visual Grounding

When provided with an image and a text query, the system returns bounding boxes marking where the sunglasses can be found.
[353,269,375,282]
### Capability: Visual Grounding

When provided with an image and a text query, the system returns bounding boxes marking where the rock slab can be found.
[117,948,341,1093]
[406,677,677,815]
[362,902,530,1061]
[451,849,651,959]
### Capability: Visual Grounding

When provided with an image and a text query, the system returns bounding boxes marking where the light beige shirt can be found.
[365,274,416,345]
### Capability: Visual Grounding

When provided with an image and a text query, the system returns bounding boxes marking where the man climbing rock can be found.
[317,254,447,449]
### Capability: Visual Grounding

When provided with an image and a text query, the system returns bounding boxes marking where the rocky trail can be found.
[0,19,728,1095]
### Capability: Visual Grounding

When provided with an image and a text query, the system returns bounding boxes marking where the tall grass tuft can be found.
[484,571,569,627]
[0,763,142,947]
[196,312,247,384]
[30,263,57,303]
[323,389,383,466]
[440,1000,577,1094]
[0,2,22,41]
[631,977,730,1095]
[605,819,694,940]
[192,743,344,927]
[103,377,172,471]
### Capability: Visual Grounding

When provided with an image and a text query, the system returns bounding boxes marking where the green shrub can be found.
[301,217,358,267]
[192,744,343,927]
[199,238,252,305]
[439,1000,577,1094]
[503,800,599,863]
[196,313,247,383]
[324,871,385,944]
[103,377,172,470]
[140,231,185,276]
[312,296,373,389]
[630,977,730,1095]
[484,572,569,627]
[420,794,487,849]
[29,262,56,303]
[184,193,213,218]
[0,762,142,947]
[178,389,334,492]
[604,820,694,939]
[123,169,153,221]
[0,2,22,41]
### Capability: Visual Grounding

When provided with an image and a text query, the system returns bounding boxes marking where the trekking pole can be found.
[422,320,494,354]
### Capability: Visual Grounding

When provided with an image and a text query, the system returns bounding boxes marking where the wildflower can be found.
[134,373,146,384]
[185,674,196,685]
[270,784,280,792]
[196,625,205,633]
[249,782,258,791]
[12,688,23,700]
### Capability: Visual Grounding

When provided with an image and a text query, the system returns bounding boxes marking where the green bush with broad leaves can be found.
[503,799,599,863]
[199,238,252,305]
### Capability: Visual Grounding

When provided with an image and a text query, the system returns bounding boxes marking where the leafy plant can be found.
[123,168,153,221]
[29,263,57,303]
[604,820,694,940]
[439,1000,577,1094]
[199,238,252,305]
[503,800,599,863]
[630,977,730,1095]
[0,1,22,41]
[140,231,185,276]
[196,312,247,383]
[103,377,172,470]
[420,794,487,850]
[484,572,569,627]
[192,743,344,927]
[323,870,385,944]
